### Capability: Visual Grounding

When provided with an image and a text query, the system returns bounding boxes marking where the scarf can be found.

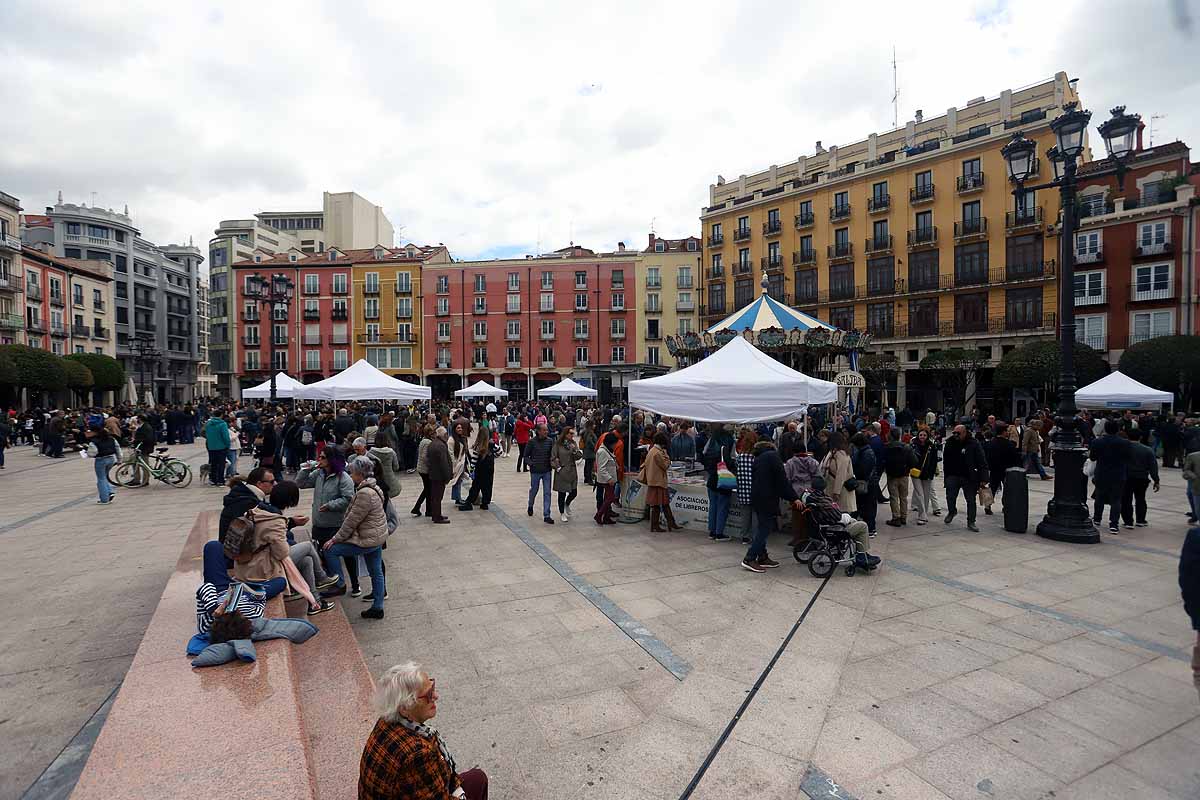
[396,716,458,775]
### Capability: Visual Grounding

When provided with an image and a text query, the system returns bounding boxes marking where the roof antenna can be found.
[1149,114,1167,147]
[650,216,656,236]
[891,46,899,129]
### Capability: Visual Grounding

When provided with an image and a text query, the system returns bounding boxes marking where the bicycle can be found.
[108,447,193,488]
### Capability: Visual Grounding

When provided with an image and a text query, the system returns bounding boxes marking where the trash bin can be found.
[1003,466,1029,533]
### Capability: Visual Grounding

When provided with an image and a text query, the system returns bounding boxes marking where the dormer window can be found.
[328,250,337,261]
[407,247,416,257]
[288,253,298,262]
[686,240,697,251]
[374,246,387,260]
[654,241,665,252]
[253,254,262,263]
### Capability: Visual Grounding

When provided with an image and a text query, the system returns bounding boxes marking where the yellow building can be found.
[638,232,701,368]
[350,244,449,382]
[699,72,1082,411]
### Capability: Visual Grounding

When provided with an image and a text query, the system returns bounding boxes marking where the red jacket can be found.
[515,417,534,444]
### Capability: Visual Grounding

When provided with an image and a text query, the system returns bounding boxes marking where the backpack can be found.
[301,428,313,445]
[222,510,259,561]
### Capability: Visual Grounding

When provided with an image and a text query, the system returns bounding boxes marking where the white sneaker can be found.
[561,513,569,523]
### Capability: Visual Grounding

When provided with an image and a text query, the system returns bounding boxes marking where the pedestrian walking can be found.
[942,424,986,532]
[983,423,1021,515]
[426,427,453,524]
[204,412,231,486]
[86,423,119,504]
[458,424,498,511]
[297,447,360,594]
[525,423,556,523]
[552,425,583,522]
[1089,419,1131,533]
[909,428,938,525]
[594,432,619,525]
[740,436,802,573]
[882,429,916,526]
[1121,429,1159,529]
[732,427,758,544]
[1022,419,1051,480]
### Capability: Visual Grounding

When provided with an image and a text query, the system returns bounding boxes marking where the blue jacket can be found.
[204,417,231,451]
[188,616,318,666]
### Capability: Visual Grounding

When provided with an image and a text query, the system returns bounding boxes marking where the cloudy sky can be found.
[2,0,1196,268]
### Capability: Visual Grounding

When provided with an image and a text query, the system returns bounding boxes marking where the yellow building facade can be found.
[350,244,449,383]
[637,233,702,368]
[699,72,1081,410]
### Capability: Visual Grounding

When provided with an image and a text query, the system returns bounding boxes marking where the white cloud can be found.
[1,0,1195,262]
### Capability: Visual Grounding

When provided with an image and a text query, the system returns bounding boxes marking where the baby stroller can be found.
[792,508,878,578]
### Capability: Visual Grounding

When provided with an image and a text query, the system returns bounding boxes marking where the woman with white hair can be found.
[359,662,489,799]
[321,455,389,619]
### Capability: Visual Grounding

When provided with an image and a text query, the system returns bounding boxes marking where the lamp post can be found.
[243,272,294,404]
[129,332,160,406]
[1001,103,1139,544]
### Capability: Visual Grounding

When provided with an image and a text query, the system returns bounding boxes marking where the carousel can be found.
[665,278,871,381]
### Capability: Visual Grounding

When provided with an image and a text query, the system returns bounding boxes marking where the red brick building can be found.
[1073,135,1198,361]
[422,245,640,400]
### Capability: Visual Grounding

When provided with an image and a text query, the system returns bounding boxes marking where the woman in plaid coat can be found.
[731,427,758,544]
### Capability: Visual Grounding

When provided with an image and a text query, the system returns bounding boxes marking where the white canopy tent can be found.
[628,336,837,423]
[292,359,431,402]
[454,380,508,398]
[1075,370,1173,410]
[537,377,598,398]
[241,372,306,399]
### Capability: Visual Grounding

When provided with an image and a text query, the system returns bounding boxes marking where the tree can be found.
[1118,335,1200,409]
[65,352,125,391]
[859,353,900,412]
[0,344,68,394]
[920,348,990,415]
[994,340,1109,399]
[62,358,94,389]
[0,349,17,388]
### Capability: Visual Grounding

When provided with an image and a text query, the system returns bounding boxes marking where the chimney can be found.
[915,109,923,123]
[45,206,52,215]
[618,242,626,252]
[814,140,825,154]
[1136,119,1146,152]
[648,233,655,249]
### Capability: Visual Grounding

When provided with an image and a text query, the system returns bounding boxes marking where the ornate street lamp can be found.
[1097,105,1142,188]
[129,332,161,406]
[1001,102,1136,544]
[243,272,294,403]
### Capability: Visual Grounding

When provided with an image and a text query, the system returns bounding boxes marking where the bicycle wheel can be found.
[107,461,127,486]
[163,460,193,488]
[113,462,141,487]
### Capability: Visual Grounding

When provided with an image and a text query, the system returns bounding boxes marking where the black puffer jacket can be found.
[218,481,260,543]
[749,441,798,517]
[942,434,986,485]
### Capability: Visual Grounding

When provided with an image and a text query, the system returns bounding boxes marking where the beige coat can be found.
[233,508,290,583]
[820,449,856,514]
[332,477,389,549]
[639,445,670,489]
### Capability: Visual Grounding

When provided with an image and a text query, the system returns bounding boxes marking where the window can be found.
[1076,231,1101,261]
[540,292,554,312]
[708,283,725,314]
[915,210,933,238]
[1014,189,1036,220]
[611,292,624,310]
[954,242,989,284]
[677,266,692,288]
[87,225,107,239]
[366,347,414,370]
[1076,314,1107,350]
[767,241,781,265]
[575,293,588,311]
[574,271,588,289]
[766,275,784,300]
[66,222,81,235]
[540,346,554,365]
[1005,287,1043,329]
[332,298,348,316]
[611,269,624,288]
[396,297,413,318]
[678,290,693,309]
[395,272,411,292]
[436,346,451,367]
[507,346,521,366]
[834,228,849,248]
[506,320,521,339]
[1133,263,1171,300]
[908,249,939,291]
[833,191,849,214]
[830,263,854,300]
[686,240,697,251]
[1080,193,1107,217]
[245,351,260,370]
[469,274,485,293]
[798,235,813,260]
[830,306,854,331]
[331,324,349,345]
[611,346,626,363]
[437,321,451,341]
[646,267,661,288]
[767,208,780,230]
[473,321,487,340]
[93,288,103,309]
[909,298,939,336]
[678,319,693,335]
[1137,221,1170,254]
[1074,271,1105,306]
[962,157,981,176]
[737,215,749,234]
[436,275,449,294]
[72,284,83,306]
[541,271,554,290]
[1131,310,1172,345]
[365,298,380,319]
[866,303,893,336]
[304,274,319,294]
[304,323,320,345]
[795,268,818,303]
[711,252,723,273]
[116,306,128,323]
[611,318,626,338]
[272,323,287,345]
[541,319,555,338]
[436,297,450,315]
[326,273,345,294]
[363,272,379,293]
[305,350,320,370]
[961,199,982,225]
[711,222,722,239]
[798,199,813,225]
[646,293,660,312]
[507,272,520,291]
[734,279,753,308]
[576,346,589,364]
[473,296,486,313]
[1005,234,1042,278]
[646,346,660,365]
[866,256,895,296]
[871,181,888,204]
[646,318,660,339]
[654,240,665,252]
[954,292,987,333]
[574,318,589,338]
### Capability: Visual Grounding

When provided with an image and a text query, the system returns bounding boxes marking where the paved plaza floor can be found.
[1,442,1197,799]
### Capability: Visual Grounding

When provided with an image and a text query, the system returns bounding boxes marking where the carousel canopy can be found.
[242,372,306,399]
[629,336,837,423]
[454,380,508,398]
[706,292,834,334]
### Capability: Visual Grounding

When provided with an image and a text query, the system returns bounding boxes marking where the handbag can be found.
[910,445,930,478]
[977,486,994,506]
[86,442,99,458]
[716,459,737,490]
[1083,458,1096,477]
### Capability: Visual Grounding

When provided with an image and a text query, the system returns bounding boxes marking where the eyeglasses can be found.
[418,678,436,702]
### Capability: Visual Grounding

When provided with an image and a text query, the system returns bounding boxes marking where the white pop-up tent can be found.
[292,359,431,402]
[537,377,598,398]
[628,336,837,423]
[454,380,508,398]
[242,372,306,399]
[1075,370,1173,410]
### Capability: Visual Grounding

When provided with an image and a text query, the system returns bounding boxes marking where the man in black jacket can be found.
[942,425,986,531]
[1121,429,1160,529]
[741,440,802,573]
[1180,527,1200,701]
[882,430,916,526]
[218,466,275,542]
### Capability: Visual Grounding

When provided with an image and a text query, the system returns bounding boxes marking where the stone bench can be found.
[71,511,376,799]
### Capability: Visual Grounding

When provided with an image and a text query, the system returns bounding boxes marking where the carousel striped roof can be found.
[706,291,834,334]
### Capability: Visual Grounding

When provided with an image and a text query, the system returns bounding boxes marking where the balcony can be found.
[1005,207,1043,231]
[507,359,521,368]
[999,260,1055,283]
[677,275,694,289]
[358,332,414,344]
[909,184,935,204]
[505,329,521,341]
[0,313,22,330]
[760,255,785,273]
[241,310,260,322]
[1079,201,1116,219]
[473,303,487,314]
[646,276,662,289]
[436,360,451,369]
[437,331,451,342]
[436,305,450,316]
[540,329,555,340]
[472,330,487,342]
[956,173,985,194]
[1134,240,1172,258]
[867,322,894,338]
[907,227,938,249]
[26,285,42,301]
[303,308,320,320]
[733,227,752,243]
[1078,334,1108,351]
[0,274,22,293]
[26,319,46,334]
[866,277,904,298]
[954,217,988,240]
[71,324,91,337]
[331,284,349,296]
[330,308,348,321]
[734,261,752,275]
[540,359,555,368]
[49,324,68,338]
[303,334,322,345]
[92,326,109,339]
[645,329,661,340]
[794,287,818,305]
[1128,331,1172,347]
[865,235,893,255]
[645,300,662,314]
[707,233,724,247]
[2,234,22,252]
[49,293,65,308]
[1074,286,1108,307]
[795,211,815,229]
[792,249,816,266]
[827,242,853,264]
[610,329,626,340]
[574,301,588,312]
[1075,248,1103,265]
[330,334,349,345]
[363,283,381,296]
[574,279,587,291]
[1002,312,1057,333]
[953,270,990,289]
[240,336,262,347]
[1129,281,1175,303]
[829,204,851,222]
[676,297,695,311]
[395,282,413,294]
[93,300,106,312]
[302,284,319,296]
[829,284,856,302]
[242,363,266,374]
[867,195,890,213]
[762,220,783,237]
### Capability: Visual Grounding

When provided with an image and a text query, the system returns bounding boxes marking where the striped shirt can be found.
[195,583,266,634]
